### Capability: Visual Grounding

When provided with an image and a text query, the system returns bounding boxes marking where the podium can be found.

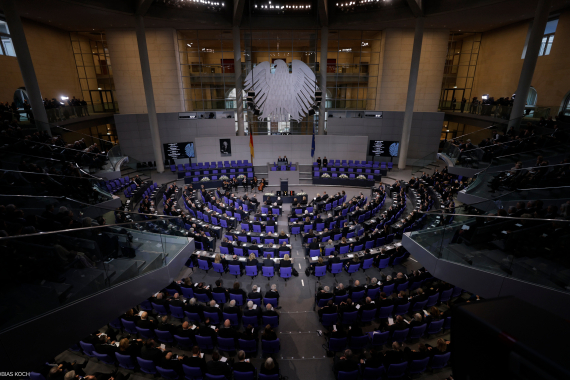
[280,179,288,193]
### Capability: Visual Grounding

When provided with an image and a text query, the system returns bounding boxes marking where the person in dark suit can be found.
[262,254,274,269]
[360,297,377,313]
[229,281,247,301]
[333,349,359,376]
[121,308,141,323]
[392,291,408,306]
[409,288,427,308]
[156,315,176,335]
[240,324,259,343]
[176,321,197,340]
[140,339,165,364]
[266,284,280,301]
[408,313,425,330]
[248,284,262,300]
[217,319,239,339]
[316,157,322,168]
[94,335,118,356]
[194,282,212,300]
[136,312,156,331]
[212,279,229,302]
[182,346,207,373]
[262,303,279,323]
[327,250,341,270]
[246,253,259,270]
[233,350,256,373]
[206,351,232,378]
[404,343,430,362]
[349,280,365,297]
[260,357,280,376]
[334,283,347,297]
[279,254,292,269]
[383,342,406,367]
[388,315,408,334]
[203,300,223,321]
[318,299,338,320]
[261,324,278,341]
[221,238,234,254]
[224,299,242,320]
[377,292,393,308]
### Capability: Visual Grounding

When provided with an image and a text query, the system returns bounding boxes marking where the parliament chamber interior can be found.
[1,0,570,379]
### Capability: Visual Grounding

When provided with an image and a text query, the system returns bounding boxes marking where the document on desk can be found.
[200,353,204,358]
[355,304,361,310]
[252,304,257,309]
[311,256,318,261]
[347,254,354,258]
[210,325,217,330]
[388,317,394,326]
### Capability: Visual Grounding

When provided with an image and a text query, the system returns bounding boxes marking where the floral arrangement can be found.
[357,175,367,180]
[339,174,348,179]
[237,174,246,180]
[219,175,229,181]
[265,192,275,196]
[322,173,331,178]
[200,177,211,182]
[297,192,307,196]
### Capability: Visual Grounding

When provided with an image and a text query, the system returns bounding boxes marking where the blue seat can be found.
[136,327,155,340]
[334,294,348,305]
[386,362,407,378]
[408,357,430,374]
[138,357,158,374]
[174,335,194,350]
[391,328,409,343]
[426,293,439,308]
[233,371,255,380]
[245,266,258,278]
[238,339,258,355]
[369,330,390,347]
[217,336,236,353]
[351,290,365,303]
[262,266,274,280]
[116,352,136,369]
[156,329,174,344]
[203,312,221,325]
[152,302,169,316]
[394,303,410,316]
[377,305,394,319]
[262,338,280,354]
[223,312,239,327]
[79,341,96,357]
[121,319,138,335]
[196,335,214,350]
[314,265,327,279]
[242,315,258,327]
[408,324,427,340]
[361,366,386,380]
[328,337,347,353]
[321,313,337,327]
[382,283,395,295]
[212,292,227,305]
[259,375,279,380]
[331,263,343,276]
[348,335,369,351]
[93,351,115,364]
[229,293,244,306]
[157,366,181,380]
[196,293,211,303]
[183,365,204,380]
[185,311,202,324]
[360,308,376,323]
[346,263,360,274]
[338,370,359,380]
[280,267,292,280]
[426,319,444,335]
[431,352,451,369]
[262,316,279,328]
[341,311,358,325]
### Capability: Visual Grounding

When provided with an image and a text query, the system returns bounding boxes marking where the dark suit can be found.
[206,360,232,377]
[183,355,207,373]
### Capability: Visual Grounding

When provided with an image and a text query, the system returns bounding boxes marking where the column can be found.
[0,0,50,135]
[318,26,328,135]
[233,26,245,136]
[398,17,424,170]
[508,0,552,130]
[135,15,164,173]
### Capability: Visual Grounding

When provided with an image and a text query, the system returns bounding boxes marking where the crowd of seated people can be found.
[487,155,570,192]
[449,121,567,165]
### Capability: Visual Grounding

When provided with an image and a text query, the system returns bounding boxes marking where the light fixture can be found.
[61,96,69,100]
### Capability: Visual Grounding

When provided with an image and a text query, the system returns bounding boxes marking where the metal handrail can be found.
[415,210,568,223]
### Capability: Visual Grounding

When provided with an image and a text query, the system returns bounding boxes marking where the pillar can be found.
[398,17,424,170]
[318,26,328,135]
[135,15,164,173]
[233,26,245,136]
[1,0,50,135]
[508,0,552,130]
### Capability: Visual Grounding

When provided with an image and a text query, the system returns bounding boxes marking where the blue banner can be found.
[311,132,315,158]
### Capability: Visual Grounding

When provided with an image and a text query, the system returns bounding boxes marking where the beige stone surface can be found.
[0,19,81,105]
[106,28,184,114]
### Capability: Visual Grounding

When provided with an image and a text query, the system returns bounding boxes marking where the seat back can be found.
[329,337,347,352]
[408,357,430,374]
[262,338,280,354]
[229,293,244,306]
[157,366,180,380]
[377,305,394,319]
[262,316,279,328]
[341,311,358,325]
[426,319,444,335]
[262,266,274,278]
[321,313,337,326]
[431,352,451,369]
[315,265,327,277]
[245,266,258,277]
[338,371,359,380]
[387,362,408,377]
[360,308,376,323]
[280,267,292,278]
[242,315,258,327]
[137,357,158,374]
[217,336,236,351]
[196,335,214,350]
[116,352,136,369]
[212,292,227,305]
[183,365,205,380]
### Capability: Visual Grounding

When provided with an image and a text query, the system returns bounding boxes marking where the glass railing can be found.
[123,156,156,179]
[410,151,438,174]
[107,144,125,171]
[0,220,190,332]
[440,101,563,121]
[409,211,570,293]
[49,124,116,154]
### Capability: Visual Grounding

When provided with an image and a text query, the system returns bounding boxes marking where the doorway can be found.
[90,90,116,113]
[440,88,465,111]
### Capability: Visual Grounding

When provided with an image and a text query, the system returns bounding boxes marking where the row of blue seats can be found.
[330,345,450,380]
[73,340,281,380]
[196,260,294,282]
[102,176,131,194]
[314,159,394,169]
[126,181,158,199]
[178,168,254,175]
[270,166,296,171]
[188,173,255,182]
[171,160,252,172]
[314,167,381,173]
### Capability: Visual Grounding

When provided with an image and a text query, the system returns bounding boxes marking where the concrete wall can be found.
[115,111,443,164]
[375,29,448,112]
[0,19,81,104]
[106,28,184,115]
[327,111,444,160]
[472,9,570,110]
